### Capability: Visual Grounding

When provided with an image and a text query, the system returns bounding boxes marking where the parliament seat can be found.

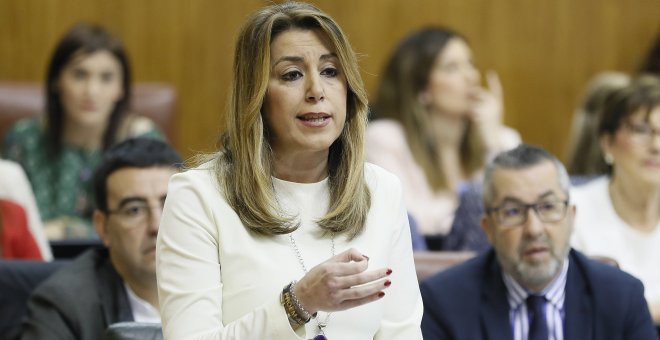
[0,81,177,144]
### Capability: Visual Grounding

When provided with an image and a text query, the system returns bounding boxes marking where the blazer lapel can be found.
[96,250,134,323]
[480,253,513,340]
[563,251,593,340]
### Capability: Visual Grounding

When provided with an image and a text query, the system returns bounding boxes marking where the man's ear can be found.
[93,209,111,248]
[481,214,494,244]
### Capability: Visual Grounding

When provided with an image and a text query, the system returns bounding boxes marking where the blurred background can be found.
[1,0,658,160]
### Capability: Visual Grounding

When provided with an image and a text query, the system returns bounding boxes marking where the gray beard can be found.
[499,236,570,291]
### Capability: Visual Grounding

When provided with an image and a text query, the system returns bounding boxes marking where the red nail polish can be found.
[384,280,391,287]
[386,268,392,275]
[378,292,385,298]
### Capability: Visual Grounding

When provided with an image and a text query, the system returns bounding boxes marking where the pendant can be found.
[312,323,327,340]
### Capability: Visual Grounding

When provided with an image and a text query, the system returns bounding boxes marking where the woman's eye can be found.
[321,67,338,78]
[72,69,87,80]
[281,70,303,81]
[100,72,115,83]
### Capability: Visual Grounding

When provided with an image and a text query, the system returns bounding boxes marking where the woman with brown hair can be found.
[2,23,164,239]
[367,27,520,248]
[571,75,660,321]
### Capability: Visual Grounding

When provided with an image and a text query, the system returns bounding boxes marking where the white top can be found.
[571,176,660,306]
[156,162,423,340]
[0,159,52,260]
[124,282,161,323]
[366,119,520,235]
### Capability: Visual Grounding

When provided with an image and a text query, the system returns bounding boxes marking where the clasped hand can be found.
[293,248,392,315]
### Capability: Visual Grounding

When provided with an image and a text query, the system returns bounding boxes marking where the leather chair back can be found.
[0,81,177,144]
[414,251,477,282]
[0,259,68,340]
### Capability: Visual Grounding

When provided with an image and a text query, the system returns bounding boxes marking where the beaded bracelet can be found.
[289,281,317,321]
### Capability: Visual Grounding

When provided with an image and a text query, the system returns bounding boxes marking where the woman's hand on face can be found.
[468,70,506,148]
[468,70,503,126]
[294,248,392,315]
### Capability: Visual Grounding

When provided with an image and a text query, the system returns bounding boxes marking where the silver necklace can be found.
[288,232,335,340]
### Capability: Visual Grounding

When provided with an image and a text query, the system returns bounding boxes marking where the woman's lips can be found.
[297,112,331,128]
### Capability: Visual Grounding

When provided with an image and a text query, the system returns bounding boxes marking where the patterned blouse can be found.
[2,117,164,239]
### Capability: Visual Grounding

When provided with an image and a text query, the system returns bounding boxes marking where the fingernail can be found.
[384,280,391,287]
[378,292,385,298]
[386,268,392,275]
[362,254,369,260]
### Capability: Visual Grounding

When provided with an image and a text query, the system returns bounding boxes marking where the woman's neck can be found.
[427,112,469,191]
[436,145,464,192]
[272,149,329,183]
[609,175,660,232]
[63,119,106,150]
[428,111,468,147]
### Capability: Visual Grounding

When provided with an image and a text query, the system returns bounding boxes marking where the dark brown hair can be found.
[599,75,660,173]
[45,22,132,155]
[373,27,485,190]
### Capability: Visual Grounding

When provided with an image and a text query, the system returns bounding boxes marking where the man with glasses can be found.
[420,144,656,340]
[22,138,182,340]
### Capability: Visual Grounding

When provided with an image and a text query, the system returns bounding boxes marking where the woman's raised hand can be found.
[469,70,506,149]
[294,248,392,315]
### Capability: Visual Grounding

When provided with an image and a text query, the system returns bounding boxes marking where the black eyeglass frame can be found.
[485,200,570,227]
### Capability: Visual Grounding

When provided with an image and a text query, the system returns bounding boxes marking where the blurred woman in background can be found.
[2,23,163,239]
[571,75,660,321]
[366,27,519,250]
[565,72,630,177]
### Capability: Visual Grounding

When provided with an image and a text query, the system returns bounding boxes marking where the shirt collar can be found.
[124,282,161,323]
[502,256,569,311]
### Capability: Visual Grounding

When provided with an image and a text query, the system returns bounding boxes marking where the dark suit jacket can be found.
[21,248,133,340]
[420,249,657,340]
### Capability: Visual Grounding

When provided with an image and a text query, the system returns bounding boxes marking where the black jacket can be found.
[21,248,133,340]
[421,249,657,340]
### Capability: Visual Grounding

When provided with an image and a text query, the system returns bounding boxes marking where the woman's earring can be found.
[604,153,614,165]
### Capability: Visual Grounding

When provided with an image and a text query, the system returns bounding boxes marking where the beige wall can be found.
[1,0,658,160]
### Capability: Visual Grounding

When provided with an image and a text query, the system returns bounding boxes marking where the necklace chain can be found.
[288,232,335,338]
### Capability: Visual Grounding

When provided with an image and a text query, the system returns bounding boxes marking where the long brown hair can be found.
[215,2,370,239]
[374,27,486,190]
[45,22,132,155]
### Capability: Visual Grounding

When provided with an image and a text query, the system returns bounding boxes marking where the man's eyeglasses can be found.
[486,200,569,227]
[105,202,163,227]
[624,122,660,144]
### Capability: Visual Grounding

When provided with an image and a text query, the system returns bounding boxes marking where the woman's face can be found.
[263,28,347,157]
[57,50,124,127]
[603,105,660,185]
[422,37,479,116]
